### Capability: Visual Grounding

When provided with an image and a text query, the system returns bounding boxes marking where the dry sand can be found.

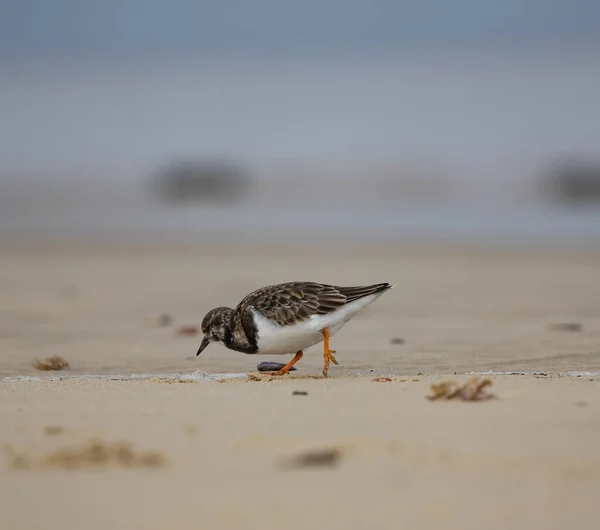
[1,242,600,529]
[1,375,599,530]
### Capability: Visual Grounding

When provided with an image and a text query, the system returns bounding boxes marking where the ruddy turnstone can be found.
[196,281,394,376]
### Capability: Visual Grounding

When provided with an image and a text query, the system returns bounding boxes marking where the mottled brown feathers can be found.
[237,282,392,327]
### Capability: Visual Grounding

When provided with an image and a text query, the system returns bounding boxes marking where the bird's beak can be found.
[196,336,210,356]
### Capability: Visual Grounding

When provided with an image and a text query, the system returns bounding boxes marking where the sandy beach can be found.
[2,242,600,377]
[1,242,599,529]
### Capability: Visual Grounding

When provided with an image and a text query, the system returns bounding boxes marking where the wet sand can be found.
[1,242,600,376]
[1,242,600,529]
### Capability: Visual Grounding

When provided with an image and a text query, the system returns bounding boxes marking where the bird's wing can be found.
[237,282,391,327]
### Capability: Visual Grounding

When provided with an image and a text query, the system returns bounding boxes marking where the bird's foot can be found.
[322,349,338,377]
[326,350,338,365]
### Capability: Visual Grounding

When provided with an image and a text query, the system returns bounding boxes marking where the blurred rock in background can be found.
[149,158,252,206]
[539,157,600,207]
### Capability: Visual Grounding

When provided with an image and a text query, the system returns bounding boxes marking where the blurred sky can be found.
[2,1,600,62]
[1,1,600,183]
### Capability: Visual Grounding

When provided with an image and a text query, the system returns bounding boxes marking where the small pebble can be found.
[44,425,66,436]
[292,390,308,396]
[549,322,583,332]
[158,314,173,327]
[141,314,174,328]
[390,337,405,345]
[257,362,297,372]
[283,448,343,469]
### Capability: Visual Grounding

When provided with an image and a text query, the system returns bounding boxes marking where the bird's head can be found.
[196,307,232,355]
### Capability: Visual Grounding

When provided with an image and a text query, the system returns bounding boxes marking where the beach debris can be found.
[176,325,199,336]
[257,362,297,372]
[292,390,308,396]
[158,314,173,326]
[141,314,174,328]
[8,454,31,470]
[390,337,405,345]
[372,377,393,382]
[6,439,167,470]
[33,356,69,371]
[155,379,195,384]
[245,372,323,382]
[549,322,583,332]
[247,373,265,381]
[281,448,343,469]
[427,377,495,401]
[247,373,268,381]
[44,425,66,436]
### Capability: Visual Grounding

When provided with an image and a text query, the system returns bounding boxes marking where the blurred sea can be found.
[2,21,600,247]
[2,51,600,177]
[1,176,600,247]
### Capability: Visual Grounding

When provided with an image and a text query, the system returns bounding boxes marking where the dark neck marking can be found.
[223,308,258,354]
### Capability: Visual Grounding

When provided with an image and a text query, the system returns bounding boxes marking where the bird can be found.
[196,281,394,376]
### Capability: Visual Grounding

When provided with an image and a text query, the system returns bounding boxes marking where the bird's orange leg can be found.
[321,328,338,377]
[266,351,303,376]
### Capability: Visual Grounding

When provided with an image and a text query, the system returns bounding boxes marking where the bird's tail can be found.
[335,282,394,303]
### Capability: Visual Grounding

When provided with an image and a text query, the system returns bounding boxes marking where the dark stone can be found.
[158,314,173,327]
[257,362,297,372]
[282,448,343,469]
[549,322,583,332]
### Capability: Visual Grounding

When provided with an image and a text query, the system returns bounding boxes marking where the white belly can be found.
[251,292,382,355]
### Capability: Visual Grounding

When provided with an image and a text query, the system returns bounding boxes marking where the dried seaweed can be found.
[33,356,69,371]
[6,439,167,470]
[176,325,199,336]
[427,377,495,401]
